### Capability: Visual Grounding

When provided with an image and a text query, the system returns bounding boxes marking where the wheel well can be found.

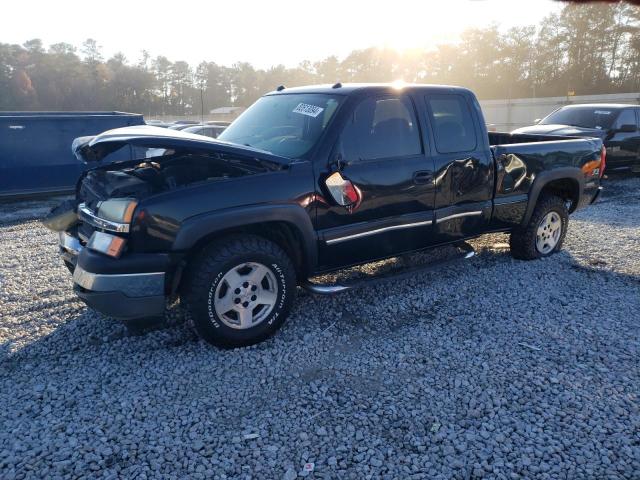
[539,178,580,212]
[182,221,307,281]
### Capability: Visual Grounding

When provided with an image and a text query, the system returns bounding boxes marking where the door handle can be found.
[413,171,433,184]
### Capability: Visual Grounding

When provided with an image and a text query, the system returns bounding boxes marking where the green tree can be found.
[1,2,639,113]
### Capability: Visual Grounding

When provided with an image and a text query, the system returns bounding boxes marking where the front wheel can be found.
[509,194,569,260]
[182,235,296,348]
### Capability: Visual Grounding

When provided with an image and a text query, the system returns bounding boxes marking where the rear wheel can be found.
[510,194,568,260]
[182,235,296,348]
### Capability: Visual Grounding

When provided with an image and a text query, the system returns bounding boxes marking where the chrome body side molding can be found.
[325,219,433,245]
[435,211,483,224]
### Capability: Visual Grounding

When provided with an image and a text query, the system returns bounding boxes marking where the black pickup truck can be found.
[46,84,605,347]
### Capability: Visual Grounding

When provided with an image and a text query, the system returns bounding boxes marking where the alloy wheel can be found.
[536,211,562,254]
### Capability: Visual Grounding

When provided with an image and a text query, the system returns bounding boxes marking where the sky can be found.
[4,0,563,68]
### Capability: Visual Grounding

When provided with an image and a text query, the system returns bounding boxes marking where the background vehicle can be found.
[168,123,199,131]
[145,119,172,128]
[513,104,640,173]
[0,111,144,198]
[48,84,604,348]
[182,124,227,138]
[172,120,199,125]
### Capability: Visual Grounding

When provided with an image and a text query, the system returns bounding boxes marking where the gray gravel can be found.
[1,175,639,479]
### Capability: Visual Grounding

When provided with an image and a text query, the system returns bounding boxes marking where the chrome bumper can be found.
[59,231,82,260]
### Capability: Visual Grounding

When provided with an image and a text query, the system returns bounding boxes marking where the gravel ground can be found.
[1,175,639,479]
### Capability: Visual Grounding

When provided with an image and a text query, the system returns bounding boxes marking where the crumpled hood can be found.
[511,124,607,138]
[72,125,288,166]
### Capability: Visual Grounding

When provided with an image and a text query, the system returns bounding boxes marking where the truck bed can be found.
[488,131,580,145]
[488,131,603,210]
[489,131,602,166]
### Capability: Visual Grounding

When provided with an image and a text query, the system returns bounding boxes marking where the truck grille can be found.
[77,173,118,245]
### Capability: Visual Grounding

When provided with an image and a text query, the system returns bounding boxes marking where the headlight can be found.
[87,231,126,258]
[96,198,138,224]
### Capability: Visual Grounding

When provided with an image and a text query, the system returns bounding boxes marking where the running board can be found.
[302,242,476,295]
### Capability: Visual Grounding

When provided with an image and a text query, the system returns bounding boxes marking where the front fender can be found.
[172,203,318,272]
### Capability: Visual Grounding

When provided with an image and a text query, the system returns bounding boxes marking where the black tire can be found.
[182,235,296,348]
[509,194,569,260]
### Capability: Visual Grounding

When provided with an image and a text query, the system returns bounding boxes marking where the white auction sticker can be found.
[293,103,324,118]
[594,110,612,115]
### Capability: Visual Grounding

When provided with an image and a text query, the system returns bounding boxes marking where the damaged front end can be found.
[44,126,287,320]
[46,125,286,241]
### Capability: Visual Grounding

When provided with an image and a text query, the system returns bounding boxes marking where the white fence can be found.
[480,92,640,132]
[147,94,640,131]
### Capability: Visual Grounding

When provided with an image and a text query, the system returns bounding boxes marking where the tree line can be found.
[1,2,639,116]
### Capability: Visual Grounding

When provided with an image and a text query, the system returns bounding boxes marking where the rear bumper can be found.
[60,232,169,320]
[605,158,640,171]
[590,186,603,204]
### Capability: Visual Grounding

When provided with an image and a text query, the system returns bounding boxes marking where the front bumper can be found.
[60,232,167,320]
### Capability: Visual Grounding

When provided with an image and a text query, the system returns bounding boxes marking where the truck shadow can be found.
[4,240,638,369]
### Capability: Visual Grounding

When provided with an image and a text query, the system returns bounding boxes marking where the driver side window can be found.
[338,96,422,162]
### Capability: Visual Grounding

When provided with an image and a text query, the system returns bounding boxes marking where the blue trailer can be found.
[0,111,144,198]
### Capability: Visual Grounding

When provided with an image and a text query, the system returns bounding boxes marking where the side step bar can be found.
[302,242,476,295]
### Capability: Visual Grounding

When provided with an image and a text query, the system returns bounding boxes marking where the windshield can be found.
[218,93,342,158]
[540,106,618,129]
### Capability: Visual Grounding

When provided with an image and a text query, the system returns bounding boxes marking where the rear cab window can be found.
[614,109,637,129]
[426,94,478,154]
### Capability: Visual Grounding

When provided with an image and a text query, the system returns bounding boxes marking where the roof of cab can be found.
[558,104,639,110]
[265,83,474,97]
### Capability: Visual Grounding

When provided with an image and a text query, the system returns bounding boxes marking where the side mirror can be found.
[616,124,636,133]
[533,118,541,125]
[325,171,360,208]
